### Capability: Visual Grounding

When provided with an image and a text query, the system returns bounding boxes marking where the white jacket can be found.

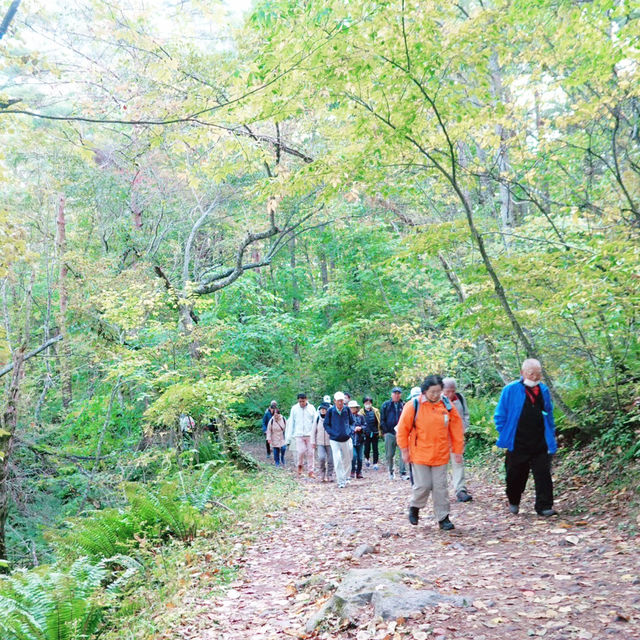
[285,403,317,442]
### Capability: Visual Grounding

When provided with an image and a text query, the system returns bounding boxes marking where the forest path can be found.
[175,454,639,640]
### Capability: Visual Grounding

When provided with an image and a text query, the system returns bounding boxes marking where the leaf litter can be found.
[167,454,639,640]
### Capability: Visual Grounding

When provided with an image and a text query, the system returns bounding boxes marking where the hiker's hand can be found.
[401,448,410,463]
[453,453,463,464]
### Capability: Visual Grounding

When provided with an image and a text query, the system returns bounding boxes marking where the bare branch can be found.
[0,334,63,379]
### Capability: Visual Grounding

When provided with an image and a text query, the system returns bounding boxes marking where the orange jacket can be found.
[396,398,464,466]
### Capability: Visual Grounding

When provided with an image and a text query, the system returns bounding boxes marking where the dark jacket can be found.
[323,405,355,442]
[380,399,405,435]
[359,407,381,437]
[351,412,366,446]
[262,408,274,434]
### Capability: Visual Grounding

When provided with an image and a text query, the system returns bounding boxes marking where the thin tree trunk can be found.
[56,194,72,409]
[438,252,510,385]
[290,236,300,313]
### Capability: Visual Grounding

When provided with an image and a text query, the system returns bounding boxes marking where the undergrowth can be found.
[0,436,298,640]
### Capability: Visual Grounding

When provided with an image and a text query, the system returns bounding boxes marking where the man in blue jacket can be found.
[494,359,558,517]
[262,401,277,459]
[323,392,355,488]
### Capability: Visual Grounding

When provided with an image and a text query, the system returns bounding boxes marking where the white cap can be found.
[348,400,359,408]
[323,395,331,403]
[334,391,345,401]
[410,386,422,399]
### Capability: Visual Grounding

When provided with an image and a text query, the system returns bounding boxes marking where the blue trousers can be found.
[351,443,364,474]
[273,446,286,466]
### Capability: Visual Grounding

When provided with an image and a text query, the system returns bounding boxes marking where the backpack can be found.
[412,395,452,429]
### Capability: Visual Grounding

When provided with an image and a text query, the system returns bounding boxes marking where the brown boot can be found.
[297,465,302,478]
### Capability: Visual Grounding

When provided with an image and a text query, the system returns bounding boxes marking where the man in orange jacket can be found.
[397,375,464,531]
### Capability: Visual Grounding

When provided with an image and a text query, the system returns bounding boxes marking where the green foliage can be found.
[0,559,108,640]
[143,373,264,431]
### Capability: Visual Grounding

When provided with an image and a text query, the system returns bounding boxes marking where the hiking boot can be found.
[509,503,520,515]
[457,490,473,503]
[356,473,364,479]
[389,472,395,480]
[373,464,378,470]
[438,516,455,531]
[350,472,356,479]
[365,459,371,468]
[408,506,420,525]
[308,471,315,479]
[537,508,558,517]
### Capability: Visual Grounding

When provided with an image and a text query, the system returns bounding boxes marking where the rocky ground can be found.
[172,451,639,640]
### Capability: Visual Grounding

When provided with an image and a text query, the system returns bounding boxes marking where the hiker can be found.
[360,396,381,470]
[343,392,352,406]
[311,401,334,482]
[266,407,287,467]
[262,400,278,459]
[397,375,464,531]
[285,393,317,478]
[494,359,558,517]
[322,392,354,488]
[349,400,366,478]
[380,386,407,480]
[442,378,473,503]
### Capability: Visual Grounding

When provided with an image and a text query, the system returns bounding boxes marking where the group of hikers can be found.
[261,359,558,531]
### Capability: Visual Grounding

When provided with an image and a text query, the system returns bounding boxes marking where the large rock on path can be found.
[306,567,469,632]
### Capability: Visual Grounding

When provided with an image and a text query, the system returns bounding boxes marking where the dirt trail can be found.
[176,458,639,640]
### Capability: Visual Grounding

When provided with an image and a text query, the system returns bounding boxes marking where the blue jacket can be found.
[323,406,354,442]
[262,408,274,434]
[494,380,557,454]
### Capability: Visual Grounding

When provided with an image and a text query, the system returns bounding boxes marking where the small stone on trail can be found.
[354,543,375,558]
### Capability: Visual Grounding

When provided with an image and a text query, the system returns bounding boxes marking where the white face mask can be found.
[523,378,540,387]
[364,403,372,410]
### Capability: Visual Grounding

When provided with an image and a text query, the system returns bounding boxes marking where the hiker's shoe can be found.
[389,472,395,480]
[373,464,378,470]
[408,506,420,525]
[457,490,473,503]
[438,516,455,531]
[308,471,315,479]
[338,482,346,489]
[350,472,356,479]
[356,473,364,479]
[365,459,371,468]
[509,503,520,515]
[537,508,558,517]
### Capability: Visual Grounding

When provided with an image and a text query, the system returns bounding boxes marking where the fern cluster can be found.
[3,444,250,639]
[0,556,142,640]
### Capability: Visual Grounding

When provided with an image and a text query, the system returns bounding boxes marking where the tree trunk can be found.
[56,194,72,409]
[289,236,300,313]
[217,415,257,470]
[0,346,25,570]
[438,252,510,385]
[490,52,516,248]
[452,184,575,420]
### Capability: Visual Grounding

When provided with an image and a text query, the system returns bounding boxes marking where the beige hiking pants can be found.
[410,463,450,522]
